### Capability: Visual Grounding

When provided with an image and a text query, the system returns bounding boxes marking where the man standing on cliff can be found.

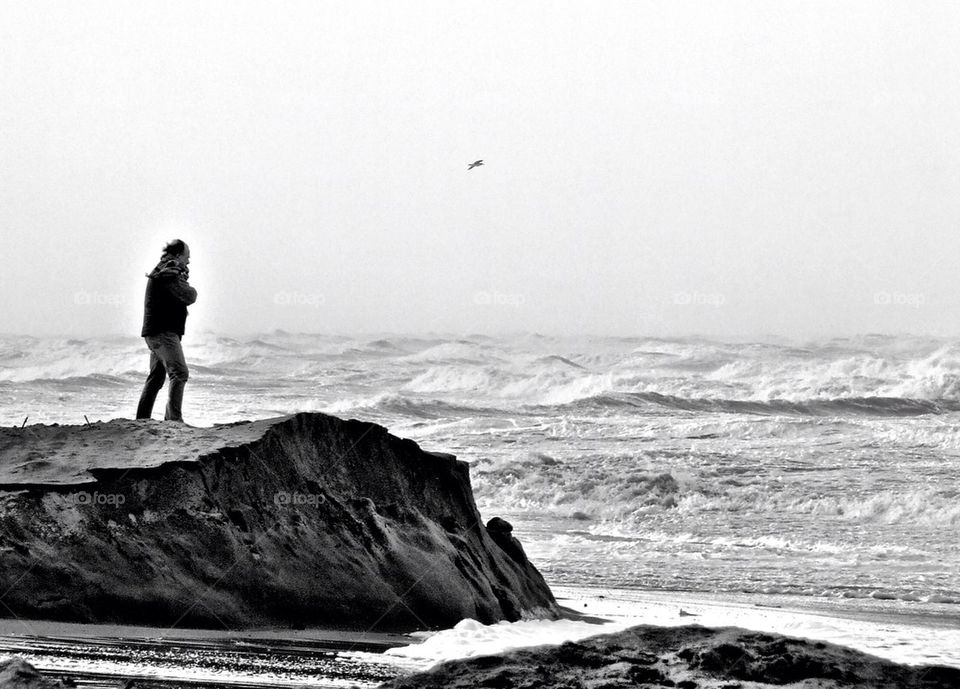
[136,239,198,422]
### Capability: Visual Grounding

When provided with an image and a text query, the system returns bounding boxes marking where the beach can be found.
[2,332,959,684]
[2,587,958,687]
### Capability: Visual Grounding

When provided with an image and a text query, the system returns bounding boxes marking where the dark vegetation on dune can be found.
[0,657,67,689]
[380,624,960,689]
[0,412,557,630]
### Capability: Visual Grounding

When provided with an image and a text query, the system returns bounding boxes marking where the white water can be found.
[385,586,960,668]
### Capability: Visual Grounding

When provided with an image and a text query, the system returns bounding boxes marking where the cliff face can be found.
[0,413,558,630]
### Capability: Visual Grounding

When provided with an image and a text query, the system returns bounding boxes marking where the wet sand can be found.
[0,618,413,650]
[0,619,419,688]
[3,585,959,687]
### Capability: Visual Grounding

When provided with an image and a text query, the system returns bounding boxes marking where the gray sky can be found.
[2,0,959,338]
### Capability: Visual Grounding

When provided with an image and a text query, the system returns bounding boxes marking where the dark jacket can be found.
[141,257,198,337]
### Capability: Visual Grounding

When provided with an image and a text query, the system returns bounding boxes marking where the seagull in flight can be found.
[467,159,484,170]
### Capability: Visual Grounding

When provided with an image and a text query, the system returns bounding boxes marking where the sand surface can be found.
[0,618,413,651]
[3,586,958,687]
[0,418,279,487]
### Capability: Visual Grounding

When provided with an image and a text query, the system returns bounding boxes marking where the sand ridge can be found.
[0,417,284,487]
[0,412,558,630]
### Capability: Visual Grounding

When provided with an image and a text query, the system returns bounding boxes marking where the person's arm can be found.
[164,274,198,305]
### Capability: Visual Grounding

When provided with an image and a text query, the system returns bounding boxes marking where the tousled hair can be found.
[163,239,188,257]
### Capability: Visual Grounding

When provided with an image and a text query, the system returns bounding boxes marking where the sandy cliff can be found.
[0,413,558,630]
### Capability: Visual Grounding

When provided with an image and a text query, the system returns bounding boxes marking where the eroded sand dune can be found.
[0,413,558,630]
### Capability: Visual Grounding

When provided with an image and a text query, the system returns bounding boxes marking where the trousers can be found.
[135,332,190,422]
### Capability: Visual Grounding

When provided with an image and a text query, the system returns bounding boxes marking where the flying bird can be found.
[467,159,484,170]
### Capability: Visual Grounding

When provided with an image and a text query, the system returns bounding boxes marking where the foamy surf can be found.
[383,586,960,670]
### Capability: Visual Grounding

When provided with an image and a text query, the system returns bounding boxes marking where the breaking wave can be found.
[555,392,960,417]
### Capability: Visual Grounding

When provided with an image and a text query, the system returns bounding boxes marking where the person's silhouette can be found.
[135,240,197,422]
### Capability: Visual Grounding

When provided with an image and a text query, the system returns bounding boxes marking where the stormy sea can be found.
[2,332,959,684]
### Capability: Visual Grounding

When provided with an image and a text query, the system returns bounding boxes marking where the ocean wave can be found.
[399,340,505,365]
[379,337,960,409]
[474,447,960,529]
[0,345,145,383]
[675,487,960,527]
[473,457,686,519]
[16,373,134,387]
[317,391,503,419]
[782,488,960,527]
[405,366,503,394]
[4,334,960,405]
[549,528,932,560]
[551,392,960,416]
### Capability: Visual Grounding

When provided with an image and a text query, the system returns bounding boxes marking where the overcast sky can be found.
[2,1,959,338]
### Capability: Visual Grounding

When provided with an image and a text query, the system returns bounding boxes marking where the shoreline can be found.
[555,584,960,630]
[0,618,414,652]
[2,584,959,687]
[3,582,958,660]
[551,585,960,668]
